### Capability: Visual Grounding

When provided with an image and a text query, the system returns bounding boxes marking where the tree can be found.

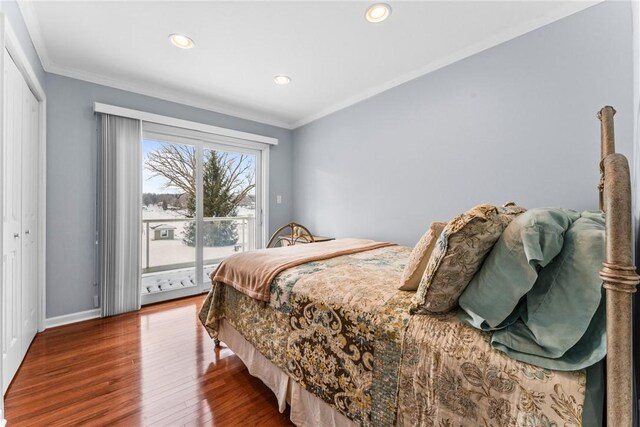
[145,144,197,206]
[145,144,255,247]
[143,193,155,206]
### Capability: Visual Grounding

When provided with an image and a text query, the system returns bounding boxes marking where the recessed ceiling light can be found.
[273,75,291,85]
[169,33,194,49]
[365,3,391,23]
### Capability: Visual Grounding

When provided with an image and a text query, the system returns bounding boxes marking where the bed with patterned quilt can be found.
[198,108,640,427]
[200,203,606,427]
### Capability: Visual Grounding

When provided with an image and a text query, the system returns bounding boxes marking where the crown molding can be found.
[291,0,601,129]
[45,61,293,129]
[17,0,600,131]
[4,18,46,100]
[16,0,51,69]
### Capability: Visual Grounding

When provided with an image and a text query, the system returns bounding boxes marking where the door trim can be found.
[1,13,5,420]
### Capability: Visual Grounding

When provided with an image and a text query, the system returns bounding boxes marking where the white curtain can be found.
[98,114,142,317]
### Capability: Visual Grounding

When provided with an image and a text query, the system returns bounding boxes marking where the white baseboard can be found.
[45,308,101,329]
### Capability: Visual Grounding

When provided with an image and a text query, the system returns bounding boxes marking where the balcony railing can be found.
[142,216,255,275]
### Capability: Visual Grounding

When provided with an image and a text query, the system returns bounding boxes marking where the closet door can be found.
[2,49,23,393]
[21,78,38,354]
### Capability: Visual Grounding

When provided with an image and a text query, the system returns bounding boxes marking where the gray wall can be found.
[0,0,45,87]
[22,0,639,319]
[292,1,634,247]
[46,74,293,318]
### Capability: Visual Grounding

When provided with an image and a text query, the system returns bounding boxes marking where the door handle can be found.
[13,233,19,238]
[25,230,30,235]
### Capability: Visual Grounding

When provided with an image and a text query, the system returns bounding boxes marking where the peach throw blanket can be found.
[212,238,395,301]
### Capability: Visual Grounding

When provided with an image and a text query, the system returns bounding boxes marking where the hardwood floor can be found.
[5,295,295,426]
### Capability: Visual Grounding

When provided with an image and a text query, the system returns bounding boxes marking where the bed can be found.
[199,106,638,427]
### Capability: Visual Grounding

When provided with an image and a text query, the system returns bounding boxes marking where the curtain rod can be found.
[93,102,278,146]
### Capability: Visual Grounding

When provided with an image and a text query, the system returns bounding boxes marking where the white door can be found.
[3,50,23,393]
[2,49,40,394]
[21,75,39,355]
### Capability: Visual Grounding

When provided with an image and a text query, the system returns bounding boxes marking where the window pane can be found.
[141,139,197,294]
[202,148,257,269]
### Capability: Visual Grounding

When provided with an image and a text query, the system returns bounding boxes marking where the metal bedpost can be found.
[598,106,640,427]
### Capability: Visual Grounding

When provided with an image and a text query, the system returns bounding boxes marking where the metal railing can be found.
[142,216,255,274]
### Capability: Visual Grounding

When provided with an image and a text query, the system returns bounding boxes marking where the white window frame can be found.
[142,122,270,249]
[140,129,267,304]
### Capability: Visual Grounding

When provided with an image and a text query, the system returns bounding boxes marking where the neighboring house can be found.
[239,194,256,208]
[151,224,176,240]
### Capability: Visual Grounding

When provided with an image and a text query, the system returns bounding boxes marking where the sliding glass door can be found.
[141,132,262,304]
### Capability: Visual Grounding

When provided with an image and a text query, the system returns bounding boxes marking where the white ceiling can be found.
[18,1,598,129]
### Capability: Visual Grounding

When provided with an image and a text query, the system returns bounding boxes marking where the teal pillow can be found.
[491,211,605,365]
[458,208,581,330]
[491,293,606,370]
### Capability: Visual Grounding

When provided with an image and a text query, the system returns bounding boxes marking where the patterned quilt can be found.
[199,246,586,427]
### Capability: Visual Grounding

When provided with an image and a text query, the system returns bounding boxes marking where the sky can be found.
[143,140,181,194]
[143,139,256,195]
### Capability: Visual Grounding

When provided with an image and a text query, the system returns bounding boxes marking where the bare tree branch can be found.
[145,144,255,218]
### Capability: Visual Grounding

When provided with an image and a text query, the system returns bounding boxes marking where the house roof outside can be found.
[239,194,256,207]
[151,224,177,231]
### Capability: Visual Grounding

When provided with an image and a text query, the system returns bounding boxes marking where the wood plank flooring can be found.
[5,295,295,426]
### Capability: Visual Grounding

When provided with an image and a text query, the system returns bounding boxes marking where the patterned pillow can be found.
[410,203,526,314]
[399,221,446,291]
